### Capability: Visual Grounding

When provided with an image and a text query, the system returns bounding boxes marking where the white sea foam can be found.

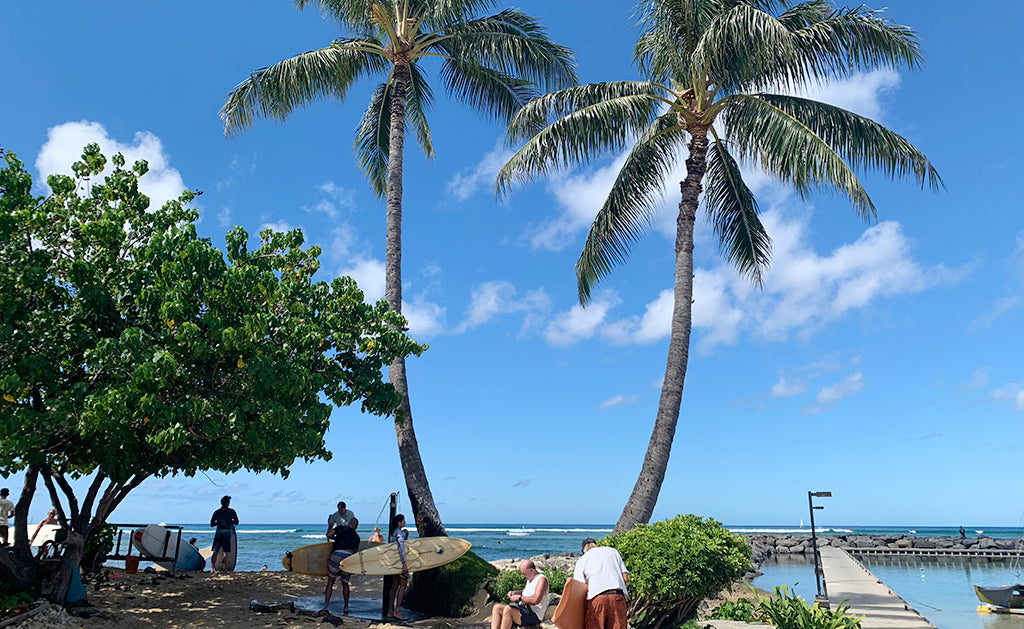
[447,527,613,533]
[182,529,298,534]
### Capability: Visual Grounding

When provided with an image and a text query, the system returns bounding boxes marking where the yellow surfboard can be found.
[282,540,379,576]
[339,537,471,576]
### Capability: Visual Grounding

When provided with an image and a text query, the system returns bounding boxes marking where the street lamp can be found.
[808,491,832,609]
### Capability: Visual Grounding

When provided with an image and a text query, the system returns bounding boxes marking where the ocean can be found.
[119,523,1024,629]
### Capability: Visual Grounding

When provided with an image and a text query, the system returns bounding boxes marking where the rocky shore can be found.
[744,533,1020,563]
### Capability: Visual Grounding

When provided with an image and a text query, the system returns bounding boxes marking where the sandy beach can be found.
[5,557,755,629]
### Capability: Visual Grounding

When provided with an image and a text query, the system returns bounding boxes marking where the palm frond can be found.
[294,0,379,33]
[782,2,924,87]
[736,93,943,194]
[505,81,664,143]
[497,82,665,197]
[354,83,392,198]
[222,39,386,136]
[693,2,798,92]
[406,63,435,159]
[723,93,877,219]
[576,112,687,303]
[431,9,578,92]
[439,58,535,122]
[705,138,770,286]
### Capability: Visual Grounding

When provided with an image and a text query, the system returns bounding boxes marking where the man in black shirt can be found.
[209,495,239,572]
[324,517,360,614]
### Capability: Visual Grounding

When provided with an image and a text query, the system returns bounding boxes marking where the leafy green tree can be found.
[605,514,751,629]
[222,0,576,536]
[498,0,942,533]
[0,145,422,600]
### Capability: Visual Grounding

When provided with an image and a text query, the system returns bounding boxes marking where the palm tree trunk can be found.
[614,127,709,534]
[384,61,446,538]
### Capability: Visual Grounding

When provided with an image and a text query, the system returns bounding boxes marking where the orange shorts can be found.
[584,593,627,629]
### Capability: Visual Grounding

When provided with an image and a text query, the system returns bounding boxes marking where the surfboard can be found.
[29,524,60,547]
[552,578,587,629]
[282,539,380,576]
[214,529,238,571]
[339,536,471,576]
[132,524,205,571]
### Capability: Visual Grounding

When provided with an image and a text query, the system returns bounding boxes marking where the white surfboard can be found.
[30,523,61,547]
[132,524,204,571]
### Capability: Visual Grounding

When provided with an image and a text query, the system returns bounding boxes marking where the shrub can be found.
[709,598,757,622]
[541,566,571,595]
[756,586,862,629]
[604,514,751,629]
[489,569,527,603]
[405,550,498,617]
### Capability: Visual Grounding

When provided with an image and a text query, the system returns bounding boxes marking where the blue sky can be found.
[3,1,1023,529]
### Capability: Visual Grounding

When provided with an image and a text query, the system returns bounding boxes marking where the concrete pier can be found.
[818,546,936,628]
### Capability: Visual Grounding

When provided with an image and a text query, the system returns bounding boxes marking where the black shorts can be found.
[513,602,541,626]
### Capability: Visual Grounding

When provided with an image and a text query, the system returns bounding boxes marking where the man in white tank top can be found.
[490,559,549,629]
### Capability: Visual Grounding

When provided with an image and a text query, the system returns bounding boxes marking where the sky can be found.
[2,1,1023,529]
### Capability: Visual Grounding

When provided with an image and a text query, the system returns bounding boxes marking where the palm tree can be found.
[222,0,576,536]
[498,0,942,533]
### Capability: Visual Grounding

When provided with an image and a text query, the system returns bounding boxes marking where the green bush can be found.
[405,550,499,617]
[605,514,751,629]
[756,586,862,629]
[0,580,32,619]
[541,566,571,595]
[709,598,757,622]
[489,569,527,603]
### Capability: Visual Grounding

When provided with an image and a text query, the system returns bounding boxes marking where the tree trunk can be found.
[614,127,709,534]
[384,60,446,538]
[39,530,83,604]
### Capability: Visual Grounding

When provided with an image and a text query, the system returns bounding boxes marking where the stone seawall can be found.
[743,533,1020,564]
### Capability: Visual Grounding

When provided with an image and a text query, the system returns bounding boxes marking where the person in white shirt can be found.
[572,537,628,629]
[0,488,14,547]
[491,559,549,629]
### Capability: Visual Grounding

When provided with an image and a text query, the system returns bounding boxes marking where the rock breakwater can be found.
[744,533,1021,564]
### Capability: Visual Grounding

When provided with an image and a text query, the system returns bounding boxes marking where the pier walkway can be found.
[818,546,936,628]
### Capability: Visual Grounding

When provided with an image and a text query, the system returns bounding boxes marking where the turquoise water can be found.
[751,553,1024,629]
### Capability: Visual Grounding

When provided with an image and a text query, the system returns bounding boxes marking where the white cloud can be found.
[402,296,446,339]
[446,142,514,202]
[540,211,964,352]
[969,297,1021,332]
[802,372,865,414]
[340,257,387,302]
[36,120,186,210]
[770,377,805,398]
[959,369,990,391]
[789,69,901,120]
[543,292,621,347]
[993,382,1024,411]
[455,281,550,333]
[598,394,640,410]
[306,180,356,218]
[260,220,298,234]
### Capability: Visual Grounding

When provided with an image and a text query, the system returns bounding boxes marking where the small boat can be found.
[974,584,1024,609]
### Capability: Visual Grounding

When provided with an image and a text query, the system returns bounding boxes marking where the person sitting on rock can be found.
[490,560,549,629]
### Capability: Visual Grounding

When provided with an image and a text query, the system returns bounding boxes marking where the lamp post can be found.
[808,491,832,609]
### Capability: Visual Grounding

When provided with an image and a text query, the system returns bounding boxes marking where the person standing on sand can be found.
[326,501,355,538]
[323,517,360,615]
[386,513,410,620]
[490,559,549,629]
[210,495,239,572]
[0,489,14,547]
[573,537,628,629]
